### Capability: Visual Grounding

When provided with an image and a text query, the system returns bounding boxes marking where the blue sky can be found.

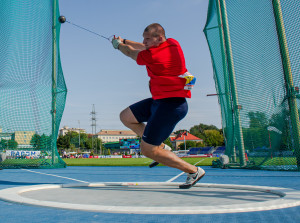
[58,0,221,133]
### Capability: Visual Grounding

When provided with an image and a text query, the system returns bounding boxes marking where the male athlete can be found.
[111,23,205,189]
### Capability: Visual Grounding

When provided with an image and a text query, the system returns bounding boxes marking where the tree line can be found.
[56,131,102,154]
[174,123,224,150]
[0,123,224,152]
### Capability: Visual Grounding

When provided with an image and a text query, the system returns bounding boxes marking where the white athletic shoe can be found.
[149,144,172,168]
[179,167,205,189]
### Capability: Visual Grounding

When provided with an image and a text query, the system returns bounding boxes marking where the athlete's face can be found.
[143,31,162,49]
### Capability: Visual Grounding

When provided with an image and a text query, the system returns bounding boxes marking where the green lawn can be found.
[0,158,65,168]
[249,156,297,166]
[63,157,217,166]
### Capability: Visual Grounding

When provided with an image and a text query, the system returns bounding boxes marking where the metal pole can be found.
[91,104,97,154]
[100,140,102,155]
[218,0,246,166]
[52,0,57,165]
[184,135,186,152]
[78,120,80,150]
[214,0,236,163]
[272,0,300,169]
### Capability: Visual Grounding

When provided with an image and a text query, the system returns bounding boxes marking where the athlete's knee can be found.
[140,141,158,158]
[119,109,127,124]
[120,107,134,126]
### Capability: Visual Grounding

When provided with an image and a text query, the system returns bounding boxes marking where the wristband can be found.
[123,39,126,44]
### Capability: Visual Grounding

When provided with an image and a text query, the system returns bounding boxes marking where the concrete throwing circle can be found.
[0,182,300,214]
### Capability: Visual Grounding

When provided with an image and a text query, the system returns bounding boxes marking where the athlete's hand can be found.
[112,36,122,49]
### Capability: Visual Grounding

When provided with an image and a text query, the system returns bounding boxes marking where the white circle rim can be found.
[0,182,299,214]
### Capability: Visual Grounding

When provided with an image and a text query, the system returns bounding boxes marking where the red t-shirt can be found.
[136,38,191,99]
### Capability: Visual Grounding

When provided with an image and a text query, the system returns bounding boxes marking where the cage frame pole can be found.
[272,0,300,169]
[214,0,237,163]
[52,0,57,165]
[218,0,246,167]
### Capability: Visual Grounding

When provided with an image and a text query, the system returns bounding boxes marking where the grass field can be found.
[63,157,217,166]
[0,158,66,169]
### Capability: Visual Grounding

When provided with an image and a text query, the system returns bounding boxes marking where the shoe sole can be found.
[179,172,205,189]
[149,161,159,168]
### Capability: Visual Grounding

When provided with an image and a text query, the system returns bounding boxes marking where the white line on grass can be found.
[166,158,207,182]
[22,169,89,183]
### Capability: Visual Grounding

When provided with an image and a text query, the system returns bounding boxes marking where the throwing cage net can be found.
[0,0,67,168]
[204,0,300,171]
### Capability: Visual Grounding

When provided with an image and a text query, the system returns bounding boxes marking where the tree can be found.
[244,111,286,151]
[196,141,205,147]
[31,134,41,149]
[243,127,269,151]
[178,141,197,150]
[40,134,51,151]
[189,123,221,142]
[30,134,51,150]
[267,110,290,151]
[69,143,76,151]
[85,137,93,150]
[8,140,18,149]
[79,133,88,148]
[247,111,268,129]
[163,138,174,150]
[203,130,224,147]
[56,132,103,153]
[85,136,102,154]
[57,135,70,149]
[0,140,6,150]
[0,139,18,150]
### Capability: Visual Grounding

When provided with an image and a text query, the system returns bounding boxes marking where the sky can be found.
[58,0,222,133]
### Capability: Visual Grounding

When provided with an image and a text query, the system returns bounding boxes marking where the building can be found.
[170,131,203,149]
[96,129,137,143]
[0,132,14,141]
[14,131,36,146]
[59,126,86,136]
[0,130,35,149]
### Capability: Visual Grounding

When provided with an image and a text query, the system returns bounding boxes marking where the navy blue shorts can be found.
[129,97,188,146]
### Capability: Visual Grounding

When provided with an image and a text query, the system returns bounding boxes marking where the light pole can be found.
[184,131,188,153]
[78,120,80,150]
[184,134,186,152]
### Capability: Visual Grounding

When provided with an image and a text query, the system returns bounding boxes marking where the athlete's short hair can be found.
[144,23,166,38]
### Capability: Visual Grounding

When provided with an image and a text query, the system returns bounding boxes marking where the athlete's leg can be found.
[141,140,197,173]
[120,107,168,151]
[120,98,169,147]
[120,107,145,137]
[139,98,199,173]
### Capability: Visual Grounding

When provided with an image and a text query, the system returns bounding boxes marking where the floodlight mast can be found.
[91,104,97,154]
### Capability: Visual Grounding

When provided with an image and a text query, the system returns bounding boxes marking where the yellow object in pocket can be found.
[179,72,196,90]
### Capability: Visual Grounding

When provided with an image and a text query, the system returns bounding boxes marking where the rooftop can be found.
[170,131,202,141]
[97,130,137,136]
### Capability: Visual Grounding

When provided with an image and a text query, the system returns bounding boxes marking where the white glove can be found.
[112,38,121,49]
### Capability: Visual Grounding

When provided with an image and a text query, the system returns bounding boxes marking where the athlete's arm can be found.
[122,39,146,50]
[112,36,145,61]
[118,43,141,61]
[114,36,145,51]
